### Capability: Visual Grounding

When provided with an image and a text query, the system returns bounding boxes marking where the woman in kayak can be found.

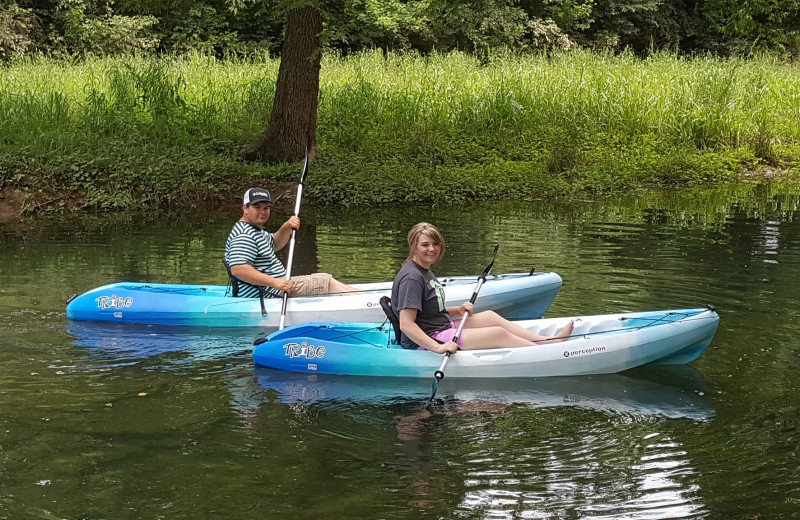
[391,222,573,353]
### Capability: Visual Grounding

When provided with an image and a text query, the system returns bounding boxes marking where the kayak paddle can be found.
[424,244,499,410]
[278,147,309,331]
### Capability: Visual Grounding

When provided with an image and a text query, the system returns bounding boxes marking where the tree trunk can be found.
[240,7,322,164]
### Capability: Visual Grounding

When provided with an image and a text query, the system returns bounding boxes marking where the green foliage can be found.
[572,0,689,52]
[322,0,574,54]
[53,0,159,55]
[537,0,594,32]
[6,0,800,58]
[700,0,800,55]
[0,5,41,59]
[323,0,431,52]
[1,51,799,209]
[163,0,285,56]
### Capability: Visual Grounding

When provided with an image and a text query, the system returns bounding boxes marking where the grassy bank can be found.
[1,50,799,212]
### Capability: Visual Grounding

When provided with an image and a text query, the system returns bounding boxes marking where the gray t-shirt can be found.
[224,221,287,298]
[391,260,451,349]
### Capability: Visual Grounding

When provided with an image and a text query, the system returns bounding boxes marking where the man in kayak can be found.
[224,187,355,298]
[391,222,573,352]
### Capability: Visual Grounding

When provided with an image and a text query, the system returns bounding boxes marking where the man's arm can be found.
[272,216,300,251]
[230,264,293,293]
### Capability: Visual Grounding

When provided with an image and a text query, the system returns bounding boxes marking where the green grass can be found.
[1,49,799,210]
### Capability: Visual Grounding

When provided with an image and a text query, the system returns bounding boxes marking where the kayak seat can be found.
[223,258,241,297]
[223,259,267,317]
[379,296,403,345]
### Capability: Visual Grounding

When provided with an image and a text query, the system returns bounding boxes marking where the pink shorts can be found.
[429,320,464,349]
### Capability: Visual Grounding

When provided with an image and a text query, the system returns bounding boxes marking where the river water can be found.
[1,184,799,519]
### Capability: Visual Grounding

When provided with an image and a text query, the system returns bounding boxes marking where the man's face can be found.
[243,202,272,227]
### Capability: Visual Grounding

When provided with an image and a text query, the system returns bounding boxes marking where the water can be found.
[1,184,799,519]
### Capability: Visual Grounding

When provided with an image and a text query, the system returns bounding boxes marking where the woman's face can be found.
[412,232,442,269]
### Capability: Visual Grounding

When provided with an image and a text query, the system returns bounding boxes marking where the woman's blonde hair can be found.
[406,222,445,262]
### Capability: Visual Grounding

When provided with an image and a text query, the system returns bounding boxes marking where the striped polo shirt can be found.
[224,221,287,298]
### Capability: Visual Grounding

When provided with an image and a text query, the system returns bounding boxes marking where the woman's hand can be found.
[459,302,474,316]
[431,340,458,354]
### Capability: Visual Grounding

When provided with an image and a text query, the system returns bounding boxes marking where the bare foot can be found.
[537,320,574,344]
[554,320,574,339]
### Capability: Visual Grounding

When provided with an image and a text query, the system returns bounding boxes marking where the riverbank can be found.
[2,50,799,216]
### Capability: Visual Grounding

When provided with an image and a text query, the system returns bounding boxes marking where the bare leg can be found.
[328,278,360,294]
[464,311,574,344]
[459,326,536,350]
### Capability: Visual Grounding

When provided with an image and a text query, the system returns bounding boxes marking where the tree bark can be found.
[240,6,322,164]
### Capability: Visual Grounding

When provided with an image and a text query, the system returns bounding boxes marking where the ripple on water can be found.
[455,417,707,520]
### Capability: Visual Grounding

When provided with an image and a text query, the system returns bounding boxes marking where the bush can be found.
[0,6,41,60]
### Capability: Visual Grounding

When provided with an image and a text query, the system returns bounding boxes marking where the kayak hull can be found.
[65,272,562,328]
[252,308,719,378]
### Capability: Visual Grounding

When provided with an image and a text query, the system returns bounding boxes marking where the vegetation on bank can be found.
[1,50,800,213]
[4,0,799,60]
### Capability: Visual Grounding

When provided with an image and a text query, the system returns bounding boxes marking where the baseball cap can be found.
[243,187,273,205]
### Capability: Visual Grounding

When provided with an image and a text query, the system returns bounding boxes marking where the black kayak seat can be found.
[379,296,403,345]
[223,258,267,317]
[223,258,242,297]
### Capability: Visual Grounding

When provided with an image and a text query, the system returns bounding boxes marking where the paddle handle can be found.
[283,181,304,280]
[284,159,307,280]
[278,201,301,330]
[278,229,298,330]
[278,150,308,331]
[433,275,487,380]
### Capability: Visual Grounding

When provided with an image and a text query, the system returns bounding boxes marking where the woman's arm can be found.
[445,302,474,318]
[398,308,457,354]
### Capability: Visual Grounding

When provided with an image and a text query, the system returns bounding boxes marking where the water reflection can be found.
[65,321,257,369]
[379,369,712,520]
[245,366,713,519]
[252,365,714,421]
[452,429,706,519]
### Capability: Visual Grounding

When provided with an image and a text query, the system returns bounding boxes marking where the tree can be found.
[239,4,322,163]
[700,0,800,54]
[572,0,689,53]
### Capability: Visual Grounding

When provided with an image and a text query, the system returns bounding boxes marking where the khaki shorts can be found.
[290,273,332,296]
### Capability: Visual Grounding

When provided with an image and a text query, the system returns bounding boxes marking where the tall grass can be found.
[1,50,799,209]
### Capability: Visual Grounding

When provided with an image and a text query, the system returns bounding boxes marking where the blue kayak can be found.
[252,307,719,378]
[65,271,562,328]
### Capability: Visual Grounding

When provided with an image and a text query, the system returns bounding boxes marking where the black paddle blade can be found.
[424,379,440,410]
[483,244,499,277]
[299,146,309,184]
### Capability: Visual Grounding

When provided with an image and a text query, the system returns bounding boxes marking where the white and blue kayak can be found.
[252,307,719,378]
[65,271,562,328]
